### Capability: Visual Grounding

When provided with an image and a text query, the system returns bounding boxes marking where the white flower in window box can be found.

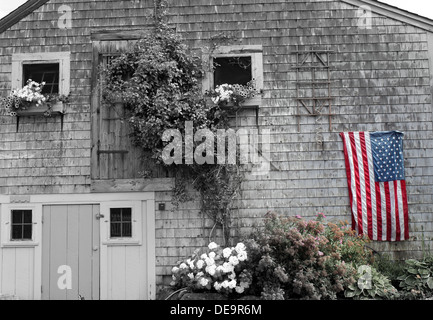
[207,80,260,108]
[1,79,68,117]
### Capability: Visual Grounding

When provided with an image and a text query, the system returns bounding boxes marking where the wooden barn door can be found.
[41,205,100,300]
[91,39,144,180]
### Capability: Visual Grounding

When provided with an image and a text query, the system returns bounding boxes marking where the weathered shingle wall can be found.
[0,0,155,194]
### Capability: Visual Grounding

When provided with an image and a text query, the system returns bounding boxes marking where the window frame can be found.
[11,52,71,95]
[203,45,264,107]
[101,201,142,246]
[1,203,41,248]
[11,209,33,241]
[109,207,133,239]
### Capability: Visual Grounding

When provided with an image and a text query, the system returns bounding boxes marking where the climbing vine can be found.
[100,18,251,245]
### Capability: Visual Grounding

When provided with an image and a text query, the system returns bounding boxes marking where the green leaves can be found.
[397,258,433,296]
[427,277,433,289]
[344,265,399,300]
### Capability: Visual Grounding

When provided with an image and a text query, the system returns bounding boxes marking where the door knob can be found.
[95,213,105,220]
[93,246,99,251]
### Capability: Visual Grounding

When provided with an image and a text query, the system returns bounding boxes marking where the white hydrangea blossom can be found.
[208,242,218,250]
[238,251,247,262]
[235,242,246,253]
[171,266,179,274]
[199,277,209,287]
[222,247,232,258]
[205,264,216,276]
[228,255,239,266]
[196,259,204,269]
[235,286,245,294]
[171,242,251,295]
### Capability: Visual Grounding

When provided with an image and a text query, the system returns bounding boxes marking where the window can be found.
[203,45,264,106]
[101,201,142,246]
[110,208,132,238]
[1,204,41,247]
[11,210,33,241]
[213,56,252,87]
[23,63,60,94]
[12,52,70,95]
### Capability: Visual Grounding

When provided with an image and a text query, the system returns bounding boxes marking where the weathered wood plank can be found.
[90,178,174,193]
[90,28,152,41]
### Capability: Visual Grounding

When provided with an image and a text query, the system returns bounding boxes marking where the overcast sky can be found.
[0,1,433,21]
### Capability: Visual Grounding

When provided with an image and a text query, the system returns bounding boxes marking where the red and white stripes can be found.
[340,132,409,241]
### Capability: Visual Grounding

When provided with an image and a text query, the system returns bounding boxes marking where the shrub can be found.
[323,219,374,267]
[243,212,368,300]
[170,242,252,297]
[344,265,400,300]
[397,256,433,299]
[373,254,406,287]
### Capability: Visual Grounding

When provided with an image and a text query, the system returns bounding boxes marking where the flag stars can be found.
[372,133,405,182]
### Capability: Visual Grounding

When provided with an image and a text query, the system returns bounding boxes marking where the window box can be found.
[215,96,262,109]
[15,101,65,117]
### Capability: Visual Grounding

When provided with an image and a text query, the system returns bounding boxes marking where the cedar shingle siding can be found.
[0,0,432,287]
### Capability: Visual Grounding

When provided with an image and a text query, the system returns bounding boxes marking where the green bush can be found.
[373,254,406,287]
[242,212,376,300]
[397,257,433,299]
[169,212,433,300]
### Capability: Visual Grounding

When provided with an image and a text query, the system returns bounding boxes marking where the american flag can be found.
[340,131,409,241]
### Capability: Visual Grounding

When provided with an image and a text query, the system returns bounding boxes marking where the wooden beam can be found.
[90,178,174,193]
[90,28,153,41]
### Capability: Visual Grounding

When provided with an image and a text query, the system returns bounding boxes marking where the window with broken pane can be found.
[23,63,60,94]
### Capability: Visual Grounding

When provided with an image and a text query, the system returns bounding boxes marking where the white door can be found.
[99,200,154,300]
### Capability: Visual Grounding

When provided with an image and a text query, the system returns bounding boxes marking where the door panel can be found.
[99,201,147,300]
[41,205,99,300]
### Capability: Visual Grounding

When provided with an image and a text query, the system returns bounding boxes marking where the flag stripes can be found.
[340,131,409,241]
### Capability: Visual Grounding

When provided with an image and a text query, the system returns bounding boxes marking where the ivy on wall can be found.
[100,19,246,245]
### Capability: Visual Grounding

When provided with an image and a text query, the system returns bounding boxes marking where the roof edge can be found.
[342,0,433,32]
[0,0,50,34]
